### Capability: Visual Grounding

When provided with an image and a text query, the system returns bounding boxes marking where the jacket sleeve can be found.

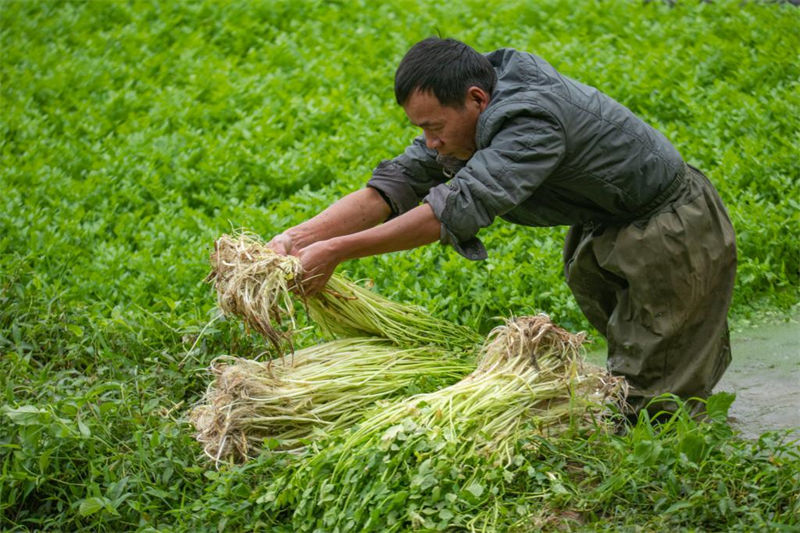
[366,135,448,217]
[424,110,565,259]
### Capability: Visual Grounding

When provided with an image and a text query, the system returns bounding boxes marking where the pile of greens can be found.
[195,234,620,468]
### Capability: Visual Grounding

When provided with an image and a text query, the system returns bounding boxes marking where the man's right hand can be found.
[267,232,296,256]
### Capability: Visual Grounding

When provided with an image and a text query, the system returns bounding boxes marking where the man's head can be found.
[395,38,496,160]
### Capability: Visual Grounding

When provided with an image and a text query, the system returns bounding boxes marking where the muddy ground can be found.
[714,317,800,439]
[587,315,800,439]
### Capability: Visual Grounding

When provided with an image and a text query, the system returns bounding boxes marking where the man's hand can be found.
[273,202,440,296]
[267,233,296,256]
[295,240,342,296]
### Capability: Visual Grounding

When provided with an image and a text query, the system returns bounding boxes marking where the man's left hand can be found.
[294,239,342,297]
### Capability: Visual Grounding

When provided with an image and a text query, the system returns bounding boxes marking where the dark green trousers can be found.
[563,164,737,416]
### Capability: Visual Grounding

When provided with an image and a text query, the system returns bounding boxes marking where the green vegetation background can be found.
[1,0,798,530]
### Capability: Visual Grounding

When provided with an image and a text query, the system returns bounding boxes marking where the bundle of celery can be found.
[207,233,481,352]
[189,338,474,463]
[265,315,627,530]
[206,233,303,353]
[338,314,628,466]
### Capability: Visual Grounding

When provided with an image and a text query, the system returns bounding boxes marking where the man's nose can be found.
[425,134,442,150]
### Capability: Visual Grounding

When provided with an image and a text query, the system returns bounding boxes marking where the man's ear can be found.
[467,86,490,111]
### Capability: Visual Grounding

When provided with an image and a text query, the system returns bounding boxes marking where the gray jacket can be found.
[367,48,685,259]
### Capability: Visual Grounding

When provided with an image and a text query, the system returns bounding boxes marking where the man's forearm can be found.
[329,203,441,261]
[284,187,392,250]
[293,203,442,295]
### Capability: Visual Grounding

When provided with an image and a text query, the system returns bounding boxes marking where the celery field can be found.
[2,0,799,531]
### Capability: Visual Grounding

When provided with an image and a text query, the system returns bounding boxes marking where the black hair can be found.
[394,37,497,107]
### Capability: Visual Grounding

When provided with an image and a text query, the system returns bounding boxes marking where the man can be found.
[268,37,737,416]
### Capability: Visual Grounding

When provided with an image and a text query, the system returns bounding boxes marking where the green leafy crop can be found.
[1,0,798,530]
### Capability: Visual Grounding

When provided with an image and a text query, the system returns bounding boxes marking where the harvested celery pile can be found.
[190,338,474,462]
[342,315,628,463]
[196,234,623,467]
[264,315,627,530]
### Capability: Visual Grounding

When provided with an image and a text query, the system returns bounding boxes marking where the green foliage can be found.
[141,395,800,531]
[1,0,799,530]
[308,395,795,532]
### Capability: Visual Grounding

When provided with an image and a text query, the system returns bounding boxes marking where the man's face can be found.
[402,88,488,161]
